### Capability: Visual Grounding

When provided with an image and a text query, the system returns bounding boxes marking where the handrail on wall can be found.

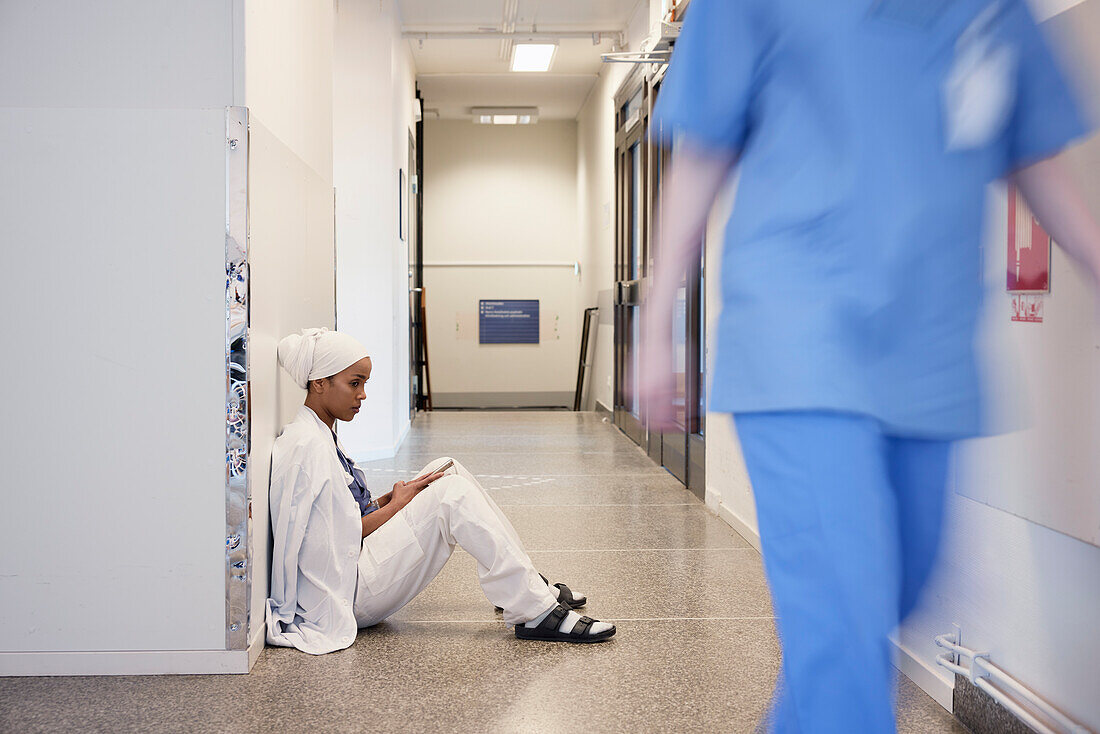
[934,632,1089,734]
[423,261,581,275]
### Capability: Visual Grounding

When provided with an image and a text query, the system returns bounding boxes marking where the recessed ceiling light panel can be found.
[511,43,557,72]
[470,107,539,125]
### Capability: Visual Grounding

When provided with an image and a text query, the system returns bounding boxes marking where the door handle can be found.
[616,280,642,305]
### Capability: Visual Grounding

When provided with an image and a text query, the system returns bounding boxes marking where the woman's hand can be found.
[390,471,445,509]
[389,480,419,508]
[363,471,448,538]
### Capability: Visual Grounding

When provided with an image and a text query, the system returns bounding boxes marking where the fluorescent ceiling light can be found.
[511,43,557,72]
[471,107,539,125]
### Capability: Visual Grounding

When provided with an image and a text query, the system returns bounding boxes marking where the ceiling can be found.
[397,0,645,120]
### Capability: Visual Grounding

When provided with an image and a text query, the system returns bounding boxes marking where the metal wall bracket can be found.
[225,106,251,650]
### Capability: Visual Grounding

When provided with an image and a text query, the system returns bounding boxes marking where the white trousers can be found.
[352,457,557,627]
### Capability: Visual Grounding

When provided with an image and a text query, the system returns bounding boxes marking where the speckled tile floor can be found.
[0,412,967,733]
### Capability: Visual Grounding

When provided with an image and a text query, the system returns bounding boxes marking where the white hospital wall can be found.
[896,177,1100,726]
[243,0,337,659]
[896,3,1100,727]
[0,1,239,669]
[421,119,581,407]
[700,177,761,550]
[575,0,663,412]
[333,0,416,460]
[576,62,625,413]
[0,0,339,675]
[245,1,334,185]
[1032,0,1090,20]
[690,2,1100,727]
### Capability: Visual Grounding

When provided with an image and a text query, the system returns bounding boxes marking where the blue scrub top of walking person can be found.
[651,0,1091,438]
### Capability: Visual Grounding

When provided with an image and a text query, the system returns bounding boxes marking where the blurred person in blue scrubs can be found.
[642,0,1100,731]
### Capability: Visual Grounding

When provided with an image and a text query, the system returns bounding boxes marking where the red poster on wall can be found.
[1006,183,1051,293]
[1011,294,1044,323]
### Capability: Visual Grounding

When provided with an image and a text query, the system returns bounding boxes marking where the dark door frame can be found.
[612,65,707,500]
[613,69,648,447]
[410,88,427,414]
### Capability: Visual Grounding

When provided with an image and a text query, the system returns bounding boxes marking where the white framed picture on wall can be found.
[399,168,407,242]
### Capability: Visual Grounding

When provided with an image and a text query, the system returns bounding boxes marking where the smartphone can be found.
[414,460,454,485]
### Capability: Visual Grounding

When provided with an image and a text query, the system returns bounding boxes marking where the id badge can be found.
[942,1,1017,151]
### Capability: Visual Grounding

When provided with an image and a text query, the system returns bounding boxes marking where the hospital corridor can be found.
[3,0,1100,732]
[1,412,972,732]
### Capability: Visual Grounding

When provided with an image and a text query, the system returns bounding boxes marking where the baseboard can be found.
[351,420,411,462]
[0,648,253,676]
[432,391,573,409]
[247,624,266,671]
[713,498,762,553]
[889,636,955,713]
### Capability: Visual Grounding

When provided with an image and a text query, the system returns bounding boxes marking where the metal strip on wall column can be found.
[225,106,250,651]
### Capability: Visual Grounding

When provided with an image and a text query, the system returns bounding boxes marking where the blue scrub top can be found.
[652,0,1090,438]
[332,433,378,517]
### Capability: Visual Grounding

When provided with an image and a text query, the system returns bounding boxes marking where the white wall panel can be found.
[243,0,338,651]
[0,0,236,108]
[422,267,582,396]
[334,0,416,459]
[245,119,337,647]
[576,66,622,412]
[959,187,1100,547]
[422,120,581,401]
[900,6,1100,727]
[245,0,334,183]
[0,108,228,652]
[1028,0,1088,21]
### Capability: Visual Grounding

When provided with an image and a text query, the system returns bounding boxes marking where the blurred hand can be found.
[638,293,678,432]
[633,141,734,433]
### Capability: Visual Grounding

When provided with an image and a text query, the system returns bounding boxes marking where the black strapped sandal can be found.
[514,603,616,643]
[536,573,587,609]
[495,574,588,612]
[550,582,586,609]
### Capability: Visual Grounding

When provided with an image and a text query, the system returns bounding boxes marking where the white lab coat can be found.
[266,406,361,655]
[266,407,557,655]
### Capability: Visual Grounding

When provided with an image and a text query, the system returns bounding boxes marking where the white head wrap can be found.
[277,328,370,389]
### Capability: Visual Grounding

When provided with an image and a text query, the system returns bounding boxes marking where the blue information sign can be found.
[479,300,539,344]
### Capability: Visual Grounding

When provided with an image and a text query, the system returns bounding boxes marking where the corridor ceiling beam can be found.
[402,29,626,48]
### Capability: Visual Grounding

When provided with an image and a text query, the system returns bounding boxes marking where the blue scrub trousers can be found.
[735,411,951,734]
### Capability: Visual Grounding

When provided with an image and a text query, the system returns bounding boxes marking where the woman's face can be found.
[315,356,372,422]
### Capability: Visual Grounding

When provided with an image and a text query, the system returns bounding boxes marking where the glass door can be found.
[613,67,707,499]
[686,246,705,497]
[614,77,647,446]
[648,137,686,482]
[409,101,426,414]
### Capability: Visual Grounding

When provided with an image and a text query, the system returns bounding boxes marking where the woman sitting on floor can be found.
[266,328,616,654]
